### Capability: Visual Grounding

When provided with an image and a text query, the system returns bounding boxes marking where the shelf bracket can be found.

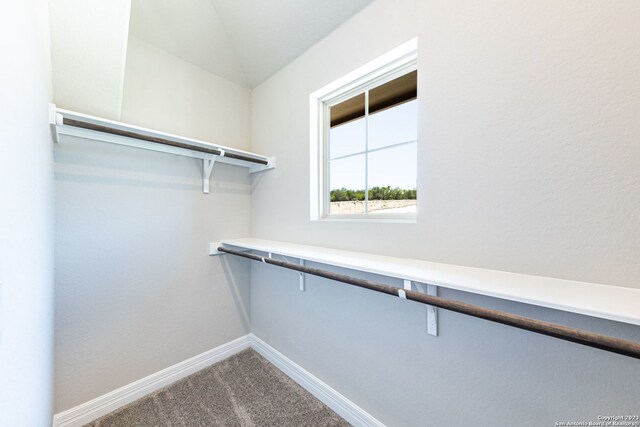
[425,284,438,336]
[405,280,439,337]
[202,156,217,193]
[277,254,305,292]
[299,259,305,291]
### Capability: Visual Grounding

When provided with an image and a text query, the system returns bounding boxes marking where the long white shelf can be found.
[49,104,275,193]
[218,238,640,326]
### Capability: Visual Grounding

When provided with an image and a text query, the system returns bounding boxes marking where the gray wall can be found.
[252,263,640,426]
[0,0,55,425]
[54,36,253,412]
[249,0,640,425]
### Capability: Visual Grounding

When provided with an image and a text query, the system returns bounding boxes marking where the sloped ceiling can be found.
[129,0,373,88]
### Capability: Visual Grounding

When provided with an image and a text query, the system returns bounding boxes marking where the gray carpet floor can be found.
[84,349,351,427]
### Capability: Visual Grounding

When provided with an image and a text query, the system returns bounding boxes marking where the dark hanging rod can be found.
[218,246,640,360]
[63,118,269,165]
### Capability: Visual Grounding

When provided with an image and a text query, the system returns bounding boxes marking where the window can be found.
[310,39,418,221]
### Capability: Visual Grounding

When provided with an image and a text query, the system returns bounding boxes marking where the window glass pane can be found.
[367,142,417,215]
[329,117,366,160]
[329,154,365,215]
[367,99,417,151]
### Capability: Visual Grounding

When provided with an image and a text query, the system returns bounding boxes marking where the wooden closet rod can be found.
[63,118,269,165]
[218,246,640,360]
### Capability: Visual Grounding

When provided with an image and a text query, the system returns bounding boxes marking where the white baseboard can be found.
[53,333,383,427]
[249,334,385,427]
[52,335,251,427]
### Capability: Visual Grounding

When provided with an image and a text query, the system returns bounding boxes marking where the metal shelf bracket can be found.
[203,156,217,193]
[299,259,305,291]
[405,280,439,336]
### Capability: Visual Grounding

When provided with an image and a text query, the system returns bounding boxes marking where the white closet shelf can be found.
[217,238,640,326]
[49,104,275,193]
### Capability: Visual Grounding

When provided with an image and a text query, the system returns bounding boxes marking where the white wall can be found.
[121,37,252,149]
[250,0,640,425]
[54,35,253,412]
[49,0,131,120]
[0,0,54,426]
[252,0,640,288]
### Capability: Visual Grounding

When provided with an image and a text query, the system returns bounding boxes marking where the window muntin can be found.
[368,98,417,150]
[324,67,417,218]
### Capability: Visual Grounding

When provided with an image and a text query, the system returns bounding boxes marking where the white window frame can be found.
[309,38,418,222]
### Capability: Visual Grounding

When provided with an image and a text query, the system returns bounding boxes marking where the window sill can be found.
[315,214,417,224]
